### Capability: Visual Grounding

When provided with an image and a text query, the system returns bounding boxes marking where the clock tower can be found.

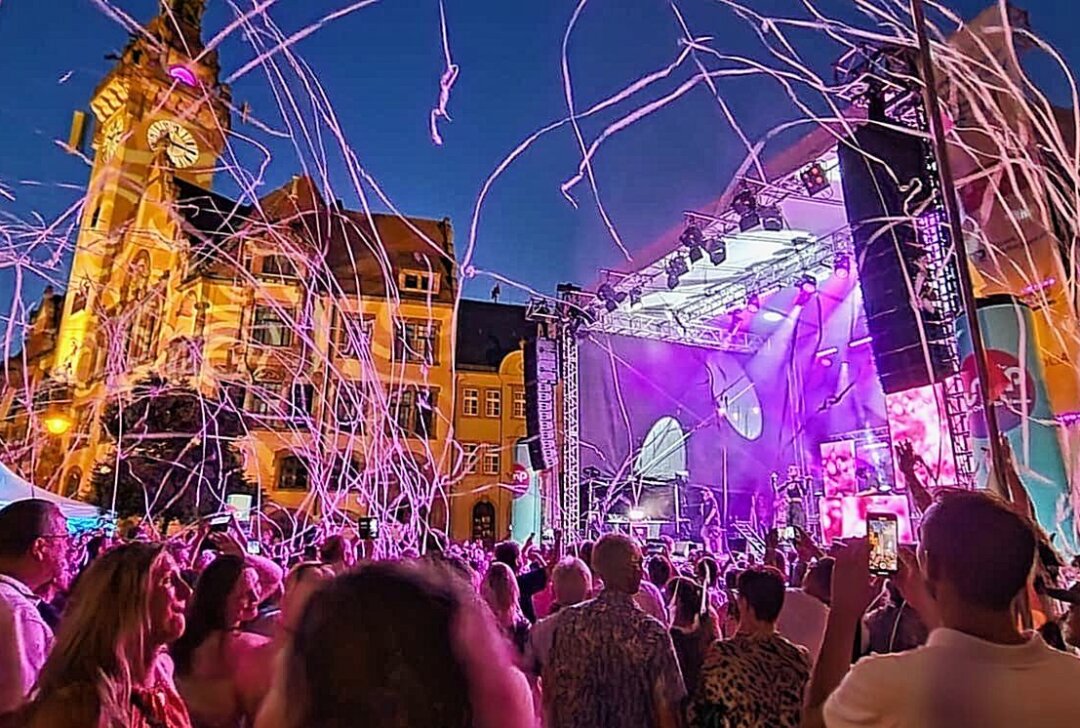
[55,0,232,379]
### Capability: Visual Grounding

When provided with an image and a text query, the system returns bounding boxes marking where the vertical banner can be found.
[510,440,541,543]
[958,295,1075,552]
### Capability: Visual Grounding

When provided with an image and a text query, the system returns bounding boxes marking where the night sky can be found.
[1,0,1078,314]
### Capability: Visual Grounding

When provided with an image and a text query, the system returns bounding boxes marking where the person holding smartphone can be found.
[804,491,1080,728]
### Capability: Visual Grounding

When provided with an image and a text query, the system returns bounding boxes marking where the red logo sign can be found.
[959,349,1035,436]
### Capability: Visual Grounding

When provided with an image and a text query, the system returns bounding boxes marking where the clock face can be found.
[146,119,199,169]
[101,116,125,160]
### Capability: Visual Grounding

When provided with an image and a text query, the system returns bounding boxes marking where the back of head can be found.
[737,566,786,623]
[695,555,720,588]
[646,555,673,588]
[33,542,164,701]
[0,499,61,558]
[552,557,591,607]
[284,562,479,727]
[492,540,521,570]
[592,533,639,591]
[921,490,1036,611]
[172,554,247,674]
[577,540,594,571]
[804,558,834,604]
[481,562,520,619]
[319,535,346,564]
[667,576,704,623]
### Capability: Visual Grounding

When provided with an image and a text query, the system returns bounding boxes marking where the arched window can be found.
[471,500,496,544]
[276,454,309,491]
[63,467,83,498]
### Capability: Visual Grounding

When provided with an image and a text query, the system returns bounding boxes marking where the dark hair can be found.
[646,555,673,588]
[0,499,62,558]
[171,554,248,675]
[737,566,786,623]
[285,562,476,727]
[492,540,521,569]
[696,556,720,588]
[922,490,1036,611]
[577,540,594,570]
[667,576,703,622]
[319,535,347,564]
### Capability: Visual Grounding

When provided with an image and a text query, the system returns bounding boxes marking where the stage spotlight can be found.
[666,273,679,290]
[629,287,642,306]
[706,238,727,265]
[834,252,852,278]
[668,255,689,278]
[688,245,703,263]
[732,188,760,232]
[797,273,817,294]
[680,224,705,264]
[746,293,761,313]
[760,205,784,232]
[596,282,627,313]
[737,210,760,232]
[762,310,784,322]
[799,162,830,196]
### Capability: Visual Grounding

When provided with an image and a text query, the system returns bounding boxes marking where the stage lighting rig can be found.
[680,224,705,264]
[628,287,642,307]
[746,293,761,313]
[834,252,852,278]
[596,282,627,313]
[705,237,727,266]
[731,188,760,232]
[799,162,830,196]
[760,205,784,232]
[795,273,817,304]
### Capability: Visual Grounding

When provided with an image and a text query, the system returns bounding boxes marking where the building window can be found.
[395,320,438,365]
[462,443,480,474]
[484,389,501,418]
[244,380,310,422]
[471,500,496,544]
[335,381,366,432]
[251,305,294,347]
[63,467,82,498]
[245,380,286,417]
[337,313,374,359]
[512,388,526,419]
[259,254,298,281]
[277,454,310,491]
[462,387,479,417]
[399,270,439,295]
[389,386,437,439]
[482,447,501,476]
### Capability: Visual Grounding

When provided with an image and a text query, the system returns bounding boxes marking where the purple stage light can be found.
[815,347,839,358]
[168,65,198,87]
[834,253,851,278]
[820,357,834,367]
[762,310,784,322]
[849,335,873,348]
[798,274,817,293]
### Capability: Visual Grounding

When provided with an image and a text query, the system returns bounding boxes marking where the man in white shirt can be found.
[0,499,69,714]
[776,558,832,665]
[804,490,1080,727]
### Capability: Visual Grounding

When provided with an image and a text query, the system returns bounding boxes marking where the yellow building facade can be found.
[0,0,530,543]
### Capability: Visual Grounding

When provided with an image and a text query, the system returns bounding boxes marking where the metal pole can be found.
[910,0,1010,493]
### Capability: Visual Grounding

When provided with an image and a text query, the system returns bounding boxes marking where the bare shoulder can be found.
[23,686,100,728]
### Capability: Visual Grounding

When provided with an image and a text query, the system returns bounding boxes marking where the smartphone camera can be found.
[867,512,899,576]
[208,514,231,533]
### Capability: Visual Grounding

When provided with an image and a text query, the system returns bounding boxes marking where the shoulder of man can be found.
[824,648,917,725]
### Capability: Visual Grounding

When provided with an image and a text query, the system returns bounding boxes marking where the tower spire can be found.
[153,0,208,53]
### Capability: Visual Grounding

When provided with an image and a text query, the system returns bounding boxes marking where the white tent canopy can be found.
[0,461,101,522]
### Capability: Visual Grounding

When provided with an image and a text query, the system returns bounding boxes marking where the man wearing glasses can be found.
[0,499,70,714]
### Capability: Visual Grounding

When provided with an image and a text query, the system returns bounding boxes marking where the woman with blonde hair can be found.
[481,561,530,658]
[16,541,192,727]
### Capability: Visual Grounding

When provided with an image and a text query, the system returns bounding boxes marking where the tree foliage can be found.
[89,375,257,525]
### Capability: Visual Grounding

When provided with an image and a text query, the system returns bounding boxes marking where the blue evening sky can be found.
[1,0,1077,312]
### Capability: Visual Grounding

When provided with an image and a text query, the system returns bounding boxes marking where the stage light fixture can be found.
[799,162,830,196]
[732,188,761,232]
[737,210,760,232]
[666,273,680,290]
[746,293,761,313]
[834,252,852,278]
[668,255,689,278]
[798,274,817,294]
[688,245,703,263]
[849,335,873,348]
[629,287,642,306]
[762,310,784,322]
[596,282,627,313]
[760,205,784,232]
[706,238,727,266]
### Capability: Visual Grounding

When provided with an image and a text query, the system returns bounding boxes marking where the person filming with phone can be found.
[804,490,1080,727]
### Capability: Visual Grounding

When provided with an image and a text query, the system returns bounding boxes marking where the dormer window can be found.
[399,270,439,295]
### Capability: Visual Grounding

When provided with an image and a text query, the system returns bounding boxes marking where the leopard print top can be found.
[688,633,810,728]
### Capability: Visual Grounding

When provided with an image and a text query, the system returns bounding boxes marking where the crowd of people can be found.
[3,483,1080,727]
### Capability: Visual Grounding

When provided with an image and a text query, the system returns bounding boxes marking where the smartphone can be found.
[779,526,796,541]
[246,540,261,555]
[208,514,231,533]
[358,516,379,540]
[645,538,665,556]
[867,512,899,576]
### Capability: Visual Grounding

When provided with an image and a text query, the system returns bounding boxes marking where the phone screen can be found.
[779,526,796,541]
[208,514,231,533]
[867,513,899,575]
[358,516,379,540]
[246,540,261,555]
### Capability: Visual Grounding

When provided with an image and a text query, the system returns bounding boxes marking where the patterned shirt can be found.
[689,633,810,728]
[0,574,53,714]
[544,589,686,728]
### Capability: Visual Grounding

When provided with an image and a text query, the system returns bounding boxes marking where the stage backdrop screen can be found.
[578,333,797,521]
